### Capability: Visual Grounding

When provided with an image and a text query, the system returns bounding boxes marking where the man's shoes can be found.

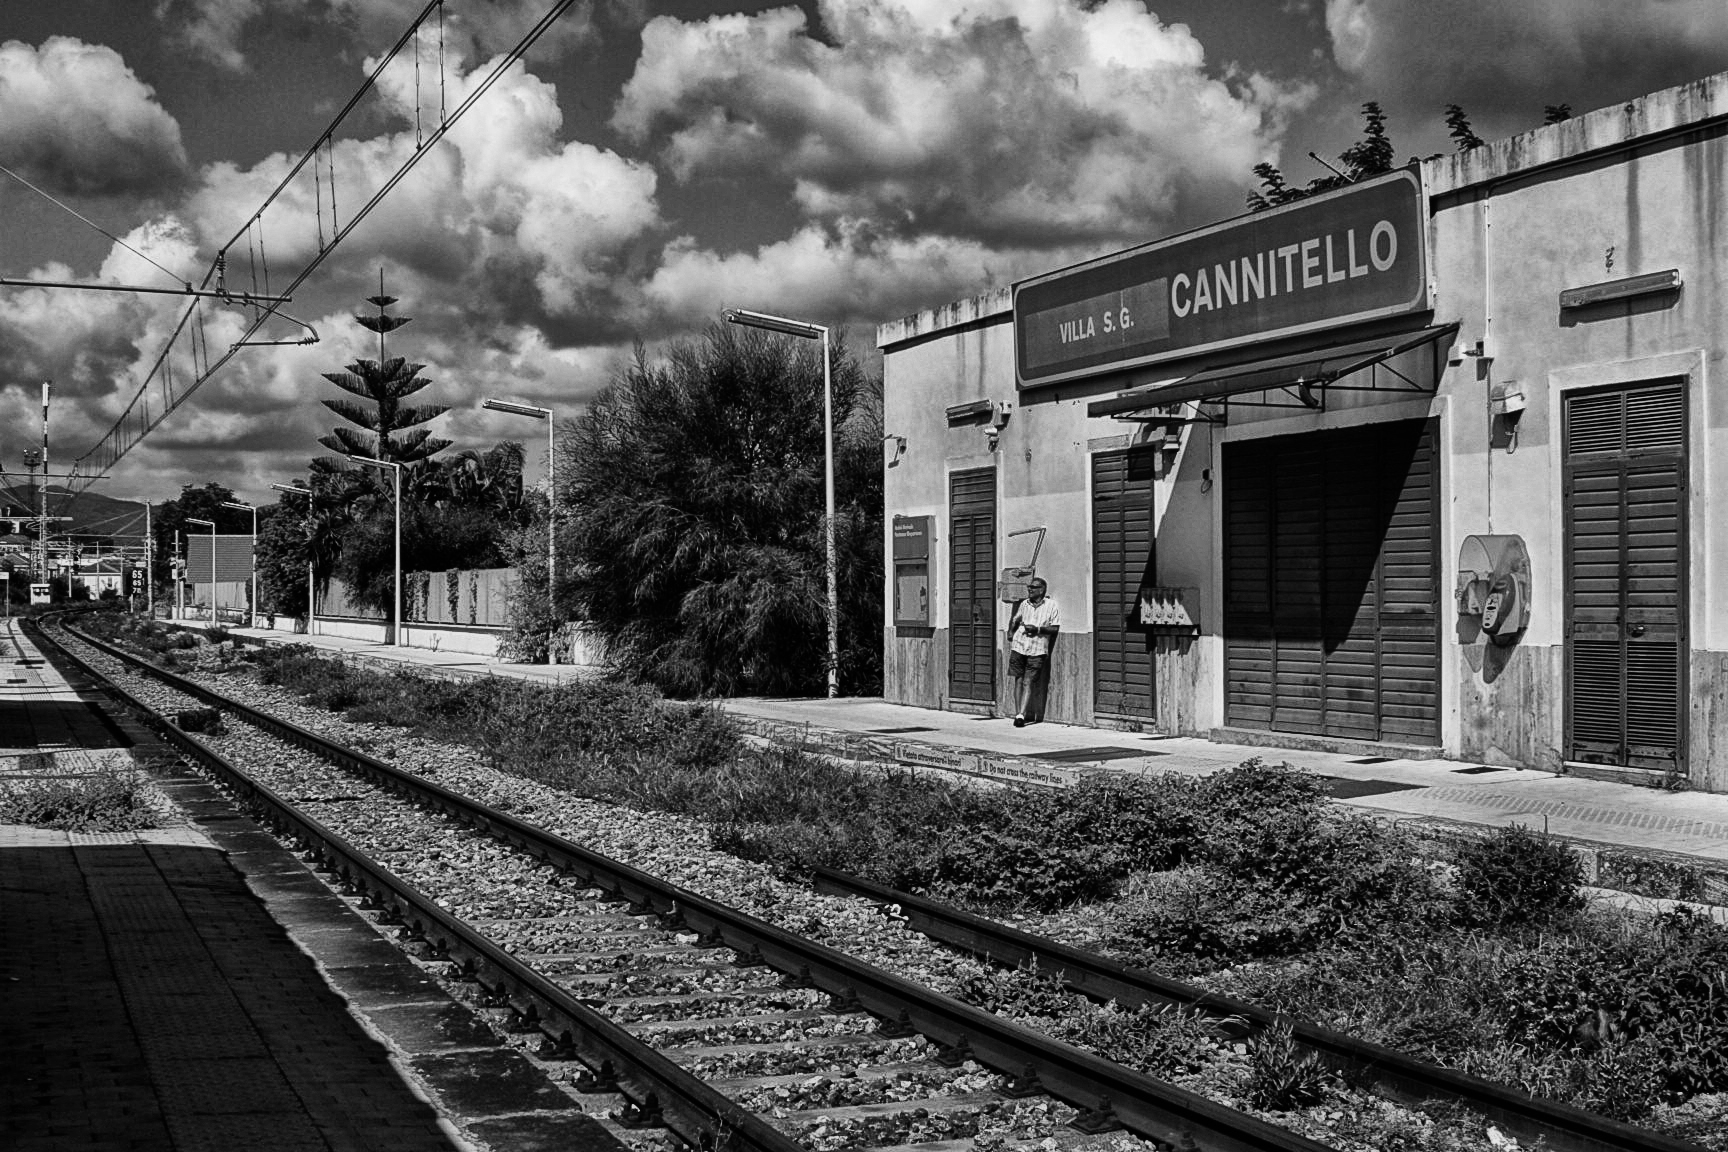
[1013,715,1026,728]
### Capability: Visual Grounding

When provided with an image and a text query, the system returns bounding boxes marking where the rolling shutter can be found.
[1093,448,1157,718]
[1564,381,1685,770]
[948,468,997,703]
[1223,418,1439,742]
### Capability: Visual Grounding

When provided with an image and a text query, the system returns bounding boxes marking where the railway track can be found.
[36,616,1339,1152]
[811,871,1706,1152]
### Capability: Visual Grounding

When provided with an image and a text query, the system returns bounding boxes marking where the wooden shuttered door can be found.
[948,468,997,703]
[1223,418,1440,742]
[1093,447,1158,718]
[1564,381,1686,770]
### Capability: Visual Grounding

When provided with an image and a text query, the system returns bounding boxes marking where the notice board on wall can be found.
[893,515,933,628]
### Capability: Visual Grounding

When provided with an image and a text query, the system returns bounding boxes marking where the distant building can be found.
[879,71,1728,791]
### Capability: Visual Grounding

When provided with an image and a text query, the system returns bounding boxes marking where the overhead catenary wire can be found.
[69,0,585,488]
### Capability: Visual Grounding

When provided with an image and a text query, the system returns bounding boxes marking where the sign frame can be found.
[1013,169,1430,389]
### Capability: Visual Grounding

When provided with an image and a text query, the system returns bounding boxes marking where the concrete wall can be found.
[1424,76,1728,790]
[309,617,505,657]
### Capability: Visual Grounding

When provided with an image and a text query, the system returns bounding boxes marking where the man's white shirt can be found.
[1010,597,1061,657]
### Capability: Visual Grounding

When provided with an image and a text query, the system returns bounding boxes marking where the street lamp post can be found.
[36,381,49,585]
[482,398,556,656]
[271,483,313,633]
[724,307,838,698]
[347,456,402,647]
[221,501,257,628]
[185,517,215,623]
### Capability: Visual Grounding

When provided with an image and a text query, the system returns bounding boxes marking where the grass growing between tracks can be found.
[76,613,1728,1143]
[0,763,168,832]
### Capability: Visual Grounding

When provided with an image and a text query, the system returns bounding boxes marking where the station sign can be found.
[1013,169,1429,388]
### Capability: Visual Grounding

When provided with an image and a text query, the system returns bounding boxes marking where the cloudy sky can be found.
[2,0,1725,507]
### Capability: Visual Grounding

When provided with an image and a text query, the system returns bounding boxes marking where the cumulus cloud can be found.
[0,44,660,499]
[640,219,1091,330]
[0,37,188,195]
[158,0,595,71]
[614,0,1313,250]
[1325,0,1728,129]
[183,53,659,323]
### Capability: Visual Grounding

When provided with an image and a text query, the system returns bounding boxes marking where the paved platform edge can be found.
[17,625,625,1152]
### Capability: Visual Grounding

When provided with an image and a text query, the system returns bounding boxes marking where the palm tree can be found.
[414,442,526,513]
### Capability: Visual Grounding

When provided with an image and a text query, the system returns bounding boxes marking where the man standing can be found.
[1007,577,1060,727]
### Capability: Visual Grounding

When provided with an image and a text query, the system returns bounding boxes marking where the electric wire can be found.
[0,160,192,289]
[69,0,583,488]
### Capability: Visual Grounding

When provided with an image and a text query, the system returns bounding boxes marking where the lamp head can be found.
[724,307,824,341]
[482,398,550,419]
[346,454,398,471]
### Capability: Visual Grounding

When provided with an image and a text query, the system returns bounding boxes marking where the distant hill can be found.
[0,482,150,545]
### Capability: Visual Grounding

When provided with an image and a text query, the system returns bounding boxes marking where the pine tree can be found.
[315,282,452,465]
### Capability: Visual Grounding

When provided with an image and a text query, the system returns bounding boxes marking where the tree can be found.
[1248,102,1394,211]
[1445,104,1485,151]
[255,500,309,617]
[294,286,529,617]
[549,322,883,696]
[316,291,451,465]
[153,482,240,593]
[1543,104,1572,125]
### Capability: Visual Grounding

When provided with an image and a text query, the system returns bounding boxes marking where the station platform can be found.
[219,623,1728,889]
[1,619,621,1152]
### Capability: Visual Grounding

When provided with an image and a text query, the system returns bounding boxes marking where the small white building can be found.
[879,71,1728,793]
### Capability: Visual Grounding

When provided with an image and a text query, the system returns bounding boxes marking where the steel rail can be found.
[811,868,1708,1152]
[52,619,1339,1152]
[30,618,803,1152]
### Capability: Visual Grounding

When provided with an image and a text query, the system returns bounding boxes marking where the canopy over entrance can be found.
[1087,322,1459,423]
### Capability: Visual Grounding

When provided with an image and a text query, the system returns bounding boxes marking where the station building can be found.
[877,71,1728,793]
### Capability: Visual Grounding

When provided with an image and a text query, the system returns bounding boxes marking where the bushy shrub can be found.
[1006,773,1203,873]
[931,826,1126,910]
[1192,758,1330,844]
[1109,866,1330,963]
[1453,823,1586,928]
[1499,910,1728,1109]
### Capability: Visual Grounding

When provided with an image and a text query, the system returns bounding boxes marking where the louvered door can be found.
[948,468,997,703]
[1564,381,1686,770]
[1093,447,1157,718]
[1223,419,1439,741]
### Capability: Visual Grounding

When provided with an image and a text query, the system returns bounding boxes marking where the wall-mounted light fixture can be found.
[985,401,1011,450]
[945,398,994,423]
[1559,268,1681,310]
[883,433,907,467]
[1448,338,1492,366]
